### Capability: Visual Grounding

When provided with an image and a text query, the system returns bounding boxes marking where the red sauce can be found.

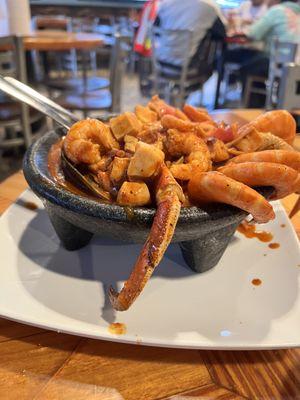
[252,278,262,286]
[108,322,127,335]
[268,242,280,249]
[280,224,286,228]
[48,140,102,199]
[237,221,273,242]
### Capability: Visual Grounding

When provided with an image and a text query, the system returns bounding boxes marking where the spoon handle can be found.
[5,77,78,122]
[0,75,77,130]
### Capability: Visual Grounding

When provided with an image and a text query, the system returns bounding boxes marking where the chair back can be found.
[150,27,193,91]
[0,37,19,78]
[0,36,33,148]
[150,27,216,106]
[0,36,27,100]
[109,34,128,113]
[71,17,100,33]
[277,63,300,109]
[266,39,298,108]
[32,15,72,31]
[270,39,298,66]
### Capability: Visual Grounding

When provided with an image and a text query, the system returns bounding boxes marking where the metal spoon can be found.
[0,75,77,129]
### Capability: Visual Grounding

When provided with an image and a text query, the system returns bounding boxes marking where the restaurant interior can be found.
[0,0,299,399]
[0,0,299,181]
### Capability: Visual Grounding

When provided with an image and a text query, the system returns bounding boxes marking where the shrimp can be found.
[227,127,294,153]
[228,150,300,172]
[183,104,213,123]
[63,119,119,165]
[148,95,187,120]
[165,129,212,180]
[137,121,164,150]
[219,162,300,200]
[109,164,184,311]
[161,114,216,139]
[206,137,230,162]
[161,114,195,132]
[188,171,275,223]
[246,110,296,145]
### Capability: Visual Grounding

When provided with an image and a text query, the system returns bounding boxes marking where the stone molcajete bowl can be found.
[23,127,272,273]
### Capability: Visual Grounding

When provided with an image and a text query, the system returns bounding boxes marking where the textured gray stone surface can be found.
[23,129,273,273]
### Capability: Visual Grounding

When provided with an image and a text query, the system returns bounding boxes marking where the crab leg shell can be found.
[109,165,183,311]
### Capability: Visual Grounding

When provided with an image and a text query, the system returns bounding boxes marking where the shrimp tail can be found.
[188,171,275,223]
[219,162,300,200]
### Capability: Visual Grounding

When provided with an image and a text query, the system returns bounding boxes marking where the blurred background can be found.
[0,0,299,180]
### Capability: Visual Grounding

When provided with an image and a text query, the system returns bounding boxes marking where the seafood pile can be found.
[61,96,299,310]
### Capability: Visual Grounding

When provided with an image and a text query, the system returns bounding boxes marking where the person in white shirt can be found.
[155,0,226,67]
[238,0,267,24]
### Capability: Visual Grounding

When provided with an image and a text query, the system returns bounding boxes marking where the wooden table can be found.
[0,110,299,399]
[0,31,104,52]
[0,31,104,148]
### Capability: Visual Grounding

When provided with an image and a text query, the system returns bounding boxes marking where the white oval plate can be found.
[0,190,299,349]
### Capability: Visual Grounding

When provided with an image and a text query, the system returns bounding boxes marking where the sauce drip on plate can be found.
[108,322,127,335]
[252,278,262,286]
[23,201,38,211]
[237,221,273,242]
[268,242,280,249]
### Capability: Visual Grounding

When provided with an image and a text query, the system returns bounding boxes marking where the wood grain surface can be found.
[0,110,299,399]
[0,31,104,52]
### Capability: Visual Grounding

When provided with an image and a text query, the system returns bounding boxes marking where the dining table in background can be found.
[0,30,105,78]
[0,109,299,400]
[0,30,105,148]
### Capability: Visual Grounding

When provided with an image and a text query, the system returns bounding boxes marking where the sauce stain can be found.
[268,242,280,249]
[23,201,38,211]
[108,322,127,335]
[125,206,135,221]
[237,221,273,242]
[280,224,286,228]
[252,278,262,286]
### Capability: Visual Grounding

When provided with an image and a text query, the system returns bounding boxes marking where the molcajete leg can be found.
[46,207,93,251]
[180,222,239,273]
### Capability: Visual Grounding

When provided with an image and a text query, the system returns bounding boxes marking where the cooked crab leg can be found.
[109,165,184,311]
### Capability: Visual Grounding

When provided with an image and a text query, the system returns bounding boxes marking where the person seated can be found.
[155,0,226,68]
[239,0,300,105]
[238,0,267,25]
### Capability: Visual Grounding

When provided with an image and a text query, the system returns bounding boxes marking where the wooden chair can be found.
[277,63,300,110]
[243,40,298,108]
[31,15,78,78]
[282,64,300,218]
[44,16,110,94]
[150,27,216,108]
[55,34,126,117]
[0,36,45,151]
[266,40,298,109]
